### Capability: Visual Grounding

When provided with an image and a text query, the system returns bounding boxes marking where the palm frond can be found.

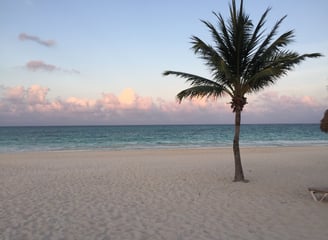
[260,30,295,61]
[291,52,323,62]
[249,15,287,66]
[176,85,227,103]
[190,36,233,88]
[191,35,223,70]
[245,51,323,93]
[245,29,294,81]
[163,70,220,87]
[245,7,270,63]
[199,18,232,62]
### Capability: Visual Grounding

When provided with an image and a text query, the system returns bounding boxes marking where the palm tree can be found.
[163,0,322,182]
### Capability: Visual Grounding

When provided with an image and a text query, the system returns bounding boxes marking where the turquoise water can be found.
[0,124,327,152]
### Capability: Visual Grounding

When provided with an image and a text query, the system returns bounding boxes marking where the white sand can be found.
[1,146,328,240]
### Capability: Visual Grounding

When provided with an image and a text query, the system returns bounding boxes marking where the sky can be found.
[0,0,327,126]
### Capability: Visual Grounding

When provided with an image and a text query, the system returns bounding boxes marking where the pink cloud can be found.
[118,88,137,107]
[65,97,97,113]
[0,86,326,125]
[301,96,319,107]
[4,86,25,101]
[26,60,56,72]
[136,96,153,110]
[25,60,80,74]
[19,33,55,47]
[115,88,155,110]
[27,85,49,104]
[243,91,326,123]
[248,91,323,112]
[99,93,120,110]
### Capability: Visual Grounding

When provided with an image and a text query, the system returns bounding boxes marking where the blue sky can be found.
[0,0,327,125]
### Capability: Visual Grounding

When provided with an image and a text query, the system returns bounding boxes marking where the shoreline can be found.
[1,144,327,155]
[1,145,328,239]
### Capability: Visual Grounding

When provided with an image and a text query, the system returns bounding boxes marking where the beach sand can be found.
[1,146,328,240]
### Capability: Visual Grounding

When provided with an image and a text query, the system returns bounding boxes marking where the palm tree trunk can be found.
[233,109,246,182]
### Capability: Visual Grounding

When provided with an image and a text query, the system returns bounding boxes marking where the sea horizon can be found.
[0,122,323,127]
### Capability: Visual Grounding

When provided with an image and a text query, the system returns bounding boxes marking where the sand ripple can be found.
[1,147,328,239]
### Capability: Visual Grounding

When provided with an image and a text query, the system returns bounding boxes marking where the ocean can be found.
[0,124,327,153]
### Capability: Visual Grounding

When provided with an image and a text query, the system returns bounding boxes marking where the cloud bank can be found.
[19,33,55,47]
[0,85,326,125]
